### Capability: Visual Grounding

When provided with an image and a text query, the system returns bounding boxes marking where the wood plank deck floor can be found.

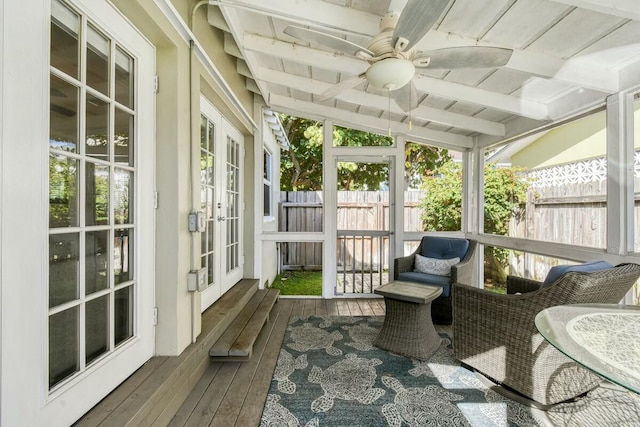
[168,298,387,427]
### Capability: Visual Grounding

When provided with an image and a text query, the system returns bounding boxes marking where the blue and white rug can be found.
[260,315,543,426]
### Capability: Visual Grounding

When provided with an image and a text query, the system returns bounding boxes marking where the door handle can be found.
[217,215,226,222]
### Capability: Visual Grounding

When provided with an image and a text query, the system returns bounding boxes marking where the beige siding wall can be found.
[111,0,256,355]
[512,105,640,169]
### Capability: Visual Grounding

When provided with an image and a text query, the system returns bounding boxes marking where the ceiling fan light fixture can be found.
[365,58,415,91]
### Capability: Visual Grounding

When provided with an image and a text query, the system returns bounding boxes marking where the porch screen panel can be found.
[48,0,138,390]
[404,141,461,233]
[483,109,607,249]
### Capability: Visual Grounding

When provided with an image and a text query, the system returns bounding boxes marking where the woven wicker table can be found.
[373,281,443,360]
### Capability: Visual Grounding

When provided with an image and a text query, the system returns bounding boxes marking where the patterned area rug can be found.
[260,315,543,426]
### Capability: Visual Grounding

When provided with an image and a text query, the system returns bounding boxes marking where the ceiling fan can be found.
[283,0,513,112]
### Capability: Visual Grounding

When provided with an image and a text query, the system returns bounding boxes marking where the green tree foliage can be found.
[419,160,529,285]
[404,142,449,189]
[279,114,447,190]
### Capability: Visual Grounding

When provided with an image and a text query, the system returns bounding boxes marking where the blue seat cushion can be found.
[420,236,469,261]
[541,260,613,288]
[397,272,451,297]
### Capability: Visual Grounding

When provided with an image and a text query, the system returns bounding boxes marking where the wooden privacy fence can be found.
[278,191,425,270]
[508,178,640,282]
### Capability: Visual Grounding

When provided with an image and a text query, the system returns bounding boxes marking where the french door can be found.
[45,0,155,423]
[200,98,244,312]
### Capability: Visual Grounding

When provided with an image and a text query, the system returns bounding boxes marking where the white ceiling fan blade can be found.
[284,25,373,58]
[317,74,366,102]
[392,0,449,52]
[415,47,514,70]
[391,81,419,113]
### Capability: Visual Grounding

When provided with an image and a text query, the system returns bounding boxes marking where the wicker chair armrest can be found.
[394,254,415,279]
[451,241,476,285]
[453,284,543,352]
[506,275,542,294]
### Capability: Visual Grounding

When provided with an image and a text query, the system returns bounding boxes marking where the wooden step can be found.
[75,279,260,426]
[209,289,280,361]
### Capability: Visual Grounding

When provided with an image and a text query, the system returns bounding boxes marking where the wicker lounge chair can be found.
[452,262,640,406]
[394,236,476,325]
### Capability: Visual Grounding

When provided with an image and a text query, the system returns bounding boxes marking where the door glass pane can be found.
[86,295,109,364]
[114,168,132,224]
[114,229,133,285]
[50,75,79,152]
[49,233,79,308]
[207,253,214,285]
[114,108,134,166]
[86,93,109,160]
[86,230,109,295]
[49,307,79,388]
[86,24,109,96]
[207,223,214,251]
[200,115,216,284]
[114,286,133,346]
[200,116,208,149]
[201,229,207,254]
[226,136,240,273]
[50,0,79,78]
[115,46,133,108]
[86,162,109,226]
[48,4,139,391]
[49,153,78,228]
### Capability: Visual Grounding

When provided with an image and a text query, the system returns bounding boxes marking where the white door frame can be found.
[322,122,399,298]
[199,98,244,311]
[1,0,155,425]
[332,155,396,296]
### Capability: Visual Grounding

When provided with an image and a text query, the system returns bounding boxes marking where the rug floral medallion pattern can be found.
[260,315,543,427]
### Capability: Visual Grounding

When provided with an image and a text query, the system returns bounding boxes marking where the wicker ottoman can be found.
[373,281,443,360]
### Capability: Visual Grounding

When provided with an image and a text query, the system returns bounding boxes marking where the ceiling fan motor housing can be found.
[365,58,415,90]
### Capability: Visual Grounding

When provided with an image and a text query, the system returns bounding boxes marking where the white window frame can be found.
[264,147,273,217]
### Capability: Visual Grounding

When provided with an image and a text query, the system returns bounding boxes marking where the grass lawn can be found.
[272,270,322,296]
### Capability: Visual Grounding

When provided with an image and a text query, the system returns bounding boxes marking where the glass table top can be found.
[535,304,640,394]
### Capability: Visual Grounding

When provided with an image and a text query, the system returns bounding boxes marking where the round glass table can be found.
[535,303,640,394]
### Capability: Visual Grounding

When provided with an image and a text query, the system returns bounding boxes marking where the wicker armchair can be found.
[394,236,476,325]
[452,263,640,406]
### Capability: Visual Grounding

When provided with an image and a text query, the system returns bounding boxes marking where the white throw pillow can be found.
[414,254,460,276]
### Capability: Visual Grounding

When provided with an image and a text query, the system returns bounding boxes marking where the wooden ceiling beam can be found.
[268,94,474,148]
[219,0,618,93]
[211,0,378,36]
[243,34,549,120]
[255,67,506,136]
[549,0,640,21]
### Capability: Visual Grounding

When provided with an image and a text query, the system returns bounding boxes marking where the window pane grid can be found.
[48,0,136,390]
[200,115,215,287]
[263,149,272,216]
[226,137,240,273]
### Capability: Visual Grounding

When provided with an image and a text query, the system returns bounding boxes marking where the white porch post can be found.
[470,138,485,287]
[253,101,264,284]
[606,92,635,256]
[323,119,336,298]
[394,135,406,268]
[606,92,635,304]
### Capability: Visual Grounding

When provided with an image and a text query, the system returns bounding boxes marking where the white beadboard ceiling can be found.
[209,0,640,149]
